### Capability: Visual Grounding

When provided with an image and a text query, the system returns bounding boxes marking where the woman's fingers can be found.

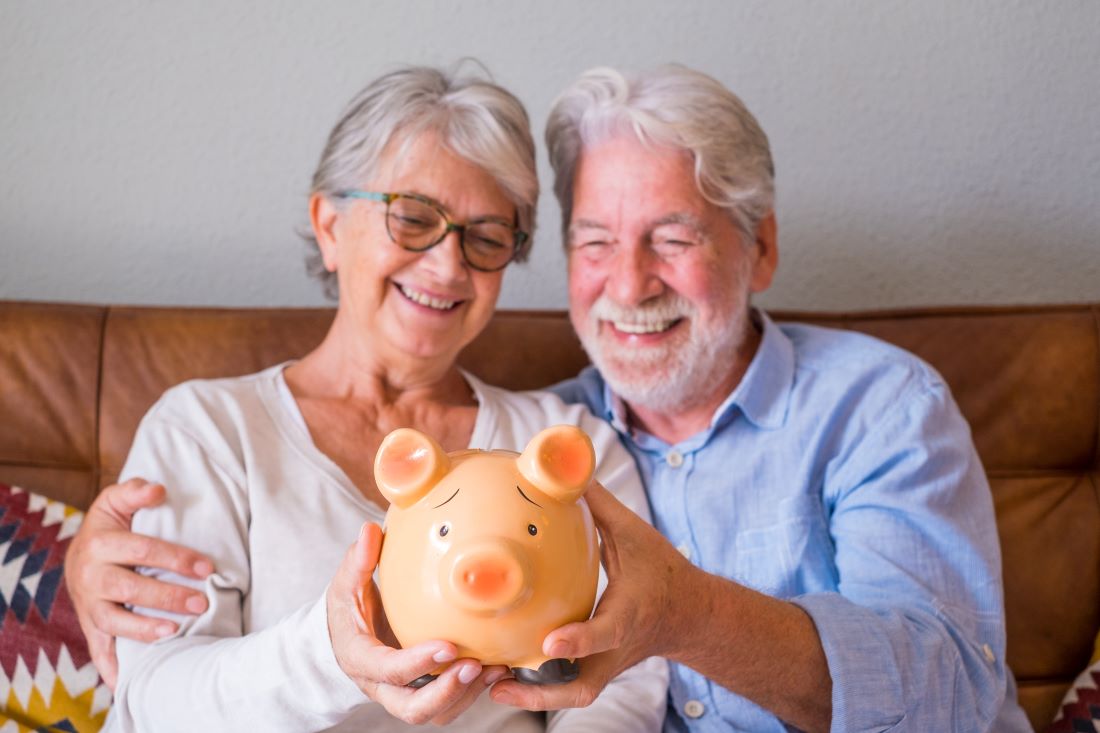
[370,657,488,726]
[327,522,494,724]
[431,666,510,725]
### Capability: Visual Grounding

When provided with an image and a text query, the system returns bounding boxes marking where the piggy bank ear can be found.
[374,428,451,509]
[516,425,596,504]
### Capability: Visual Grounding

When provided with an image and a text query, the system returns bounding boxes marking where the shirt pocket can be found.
[730,495,835,598]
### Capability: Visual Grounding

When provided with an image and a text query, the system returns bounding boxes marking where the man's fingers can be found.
[491,653,616,711]
[86,530,213,579]
[583,481,634,529]
[86,479,167,527]
[85,627,118,690]
[542,608,624,660]
[89,599,179,642]
[96,566,207,615]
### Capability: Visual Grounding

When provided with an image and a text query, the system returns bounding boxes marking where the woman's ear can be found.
[310,192,340,273]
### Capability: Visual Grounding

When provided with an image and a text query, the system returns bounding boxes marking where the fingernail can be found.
[492,690,515,706]
[458,663,481,685]
[432,647,457,663]
[185,595,207,614]
[546,640,571,658]
[484,669,508,686]
[193,560,213,577]
[156,623,174,638]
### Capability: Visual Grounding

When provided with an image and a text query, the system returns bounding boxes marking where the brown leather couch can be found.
[2,299,1097,731]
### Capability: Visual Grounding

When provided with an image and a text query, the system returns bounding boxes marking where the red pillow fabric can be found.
[0,483,110,731]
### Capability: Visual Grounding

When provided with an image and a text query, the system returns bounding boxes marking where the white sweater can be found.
[106,365,667,733]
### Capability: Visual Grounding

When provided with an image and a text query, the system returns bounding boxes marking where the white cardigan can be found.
[106,364,667,733]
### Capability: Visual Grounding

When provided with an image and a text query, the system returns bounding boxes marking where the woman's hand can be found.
[327,522,508,725]
[64,478,215,688]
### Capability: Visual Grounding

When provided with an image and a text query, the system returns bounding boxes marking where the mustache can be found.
[588,293,696,324]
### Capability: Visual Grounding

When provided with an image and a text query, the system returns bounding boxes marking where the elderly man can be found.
[486,66,1032,732]
[67,65,1030,732]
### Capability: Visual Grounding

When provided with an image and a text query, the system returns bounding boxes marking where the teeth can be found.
[400,284,457,310]
[613,320,676,334]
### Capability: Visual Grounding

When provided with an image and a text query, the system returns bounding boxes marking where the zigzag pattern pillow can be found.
[1,483,110,732]
[1046,634,1100,733]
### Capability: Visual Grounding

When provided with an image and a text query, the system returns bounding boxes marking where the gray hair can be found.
[545,64,774,243]
[305,65,538,299]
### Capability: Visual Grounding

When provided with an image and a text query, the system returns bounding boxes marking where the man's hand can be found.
[490,482,833,732]
[64,479,215,688]
[327,522,508,726]
[490,481,693,710]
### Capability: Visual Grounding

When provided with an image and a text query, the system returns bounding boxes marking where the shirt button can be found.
[982,644,995,663]
[683,699,706,719]
[666,450,684,467]
[676,543,691,559]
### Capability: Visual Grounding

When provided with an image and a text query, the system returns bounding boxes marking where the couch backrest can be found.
[2,299,1097,729]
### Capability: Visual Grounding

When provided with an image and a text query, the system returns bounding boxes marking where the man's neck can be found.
[622,321,763,445]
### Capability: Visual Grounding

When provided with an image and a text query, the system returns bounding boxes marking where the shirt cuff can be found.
[295,593,369,715]
[792,592,907,732]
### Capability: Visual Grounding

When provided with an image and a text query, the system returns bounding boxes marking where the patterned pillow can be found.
[1,483,110,732]
[1046,632,1100,733]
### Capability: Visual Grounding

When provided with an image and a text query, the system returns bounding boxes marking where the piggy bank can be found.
[375,424,600,686]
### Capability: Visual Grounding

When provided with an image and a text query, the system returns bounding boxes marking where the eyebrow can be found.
[570,212,707,234]
[652,212,707,231]
[433,488,461,508]
[396,191,516,226]
[515,485,542,507]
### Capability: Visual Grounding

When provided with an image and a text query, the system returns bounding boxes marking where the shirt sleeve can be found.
[544,408,668,733]
[106,405,365,732]
[791,380,1011,732]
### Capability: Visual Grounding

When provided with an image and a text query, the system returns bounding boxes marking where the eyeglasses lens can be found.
[386,196,517,271]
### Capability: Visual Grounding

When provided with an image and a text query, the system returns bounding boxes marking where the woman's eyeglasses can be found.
[336,191,528,273]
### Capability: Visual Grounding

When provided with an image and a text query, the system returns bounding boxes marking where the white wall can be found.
[2,1,1097,311]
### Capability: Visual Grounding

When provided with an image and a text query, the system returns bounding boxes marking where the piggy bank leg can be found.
[512,659,579,685]
[408,674,438,688]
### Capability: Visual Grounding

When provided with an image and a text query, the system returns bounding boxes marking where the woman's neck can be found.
[286,318,474,410]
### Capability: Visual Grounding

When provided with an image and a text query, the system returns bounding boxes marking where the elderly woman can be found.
[72,66,666,732]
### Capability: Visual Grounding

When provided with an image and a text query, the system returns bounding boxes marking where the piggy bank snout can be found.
[443,542,530,614]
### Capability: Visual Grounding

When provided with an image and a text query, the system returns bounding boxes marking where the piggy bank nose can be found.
[445,544,528,613]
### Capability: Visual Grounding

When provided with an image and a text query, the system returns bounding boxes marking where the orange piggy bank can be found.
[375,424,600,686]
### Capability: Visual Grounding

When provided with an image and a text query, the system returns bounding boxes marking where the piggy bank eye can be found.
[527,524,538,536]
[439,523,450,537]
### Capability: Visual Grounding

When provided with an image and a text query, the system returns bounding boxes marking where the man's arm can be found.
[64,478,214,688]
[495,380,1014,732]
[491,481,833,732]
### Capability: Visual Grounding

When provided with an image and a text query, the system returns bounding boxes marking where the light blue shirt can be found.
[551,311,1032,733]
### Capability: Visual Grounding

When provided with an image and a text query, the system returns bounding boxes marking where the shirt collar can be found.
[600,308,795,440]
[715,309,793,431]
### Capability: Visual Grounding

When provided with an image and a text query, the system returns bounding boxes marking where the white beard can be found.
[577,280,752,415]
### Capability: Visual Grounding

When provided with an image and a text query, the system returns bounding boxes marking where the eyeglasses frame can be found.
[335,190,529,273]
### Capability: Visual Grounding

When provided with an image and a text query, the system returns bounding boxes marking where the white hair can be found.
[305,64,538,298]
[545,64,774,243]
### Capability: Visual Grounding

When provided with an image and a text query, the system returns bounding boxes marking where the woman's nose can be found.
[420,229,469,281]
